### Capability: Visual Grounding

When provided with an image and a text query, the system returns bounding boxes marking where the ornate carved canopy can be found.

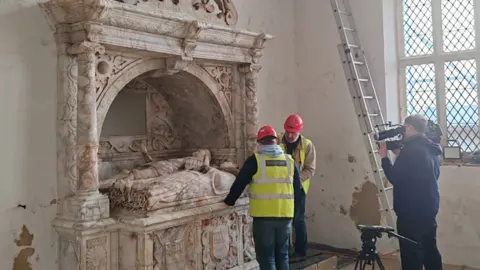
[41,0,272,63]
[39,1,273,269]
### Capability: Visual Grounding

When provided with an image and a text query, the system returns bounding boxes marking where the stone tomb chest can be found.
[39,0,273,269]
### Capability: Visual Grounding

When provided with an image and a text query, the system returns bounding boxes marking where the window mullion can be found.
[432,0,447,145]
[475,0,480,137]
[396,0,406,59]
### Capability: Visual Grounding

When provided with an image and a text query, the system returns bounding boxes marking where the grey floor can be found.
[288,246,357,269]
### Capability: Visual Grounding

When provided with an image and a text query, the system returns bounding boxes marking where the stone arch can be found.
[96,58,235,147]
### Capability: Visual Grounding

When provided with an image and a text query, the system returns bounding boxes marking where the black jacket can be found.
[381,134,442,224]
[223,154,302,217]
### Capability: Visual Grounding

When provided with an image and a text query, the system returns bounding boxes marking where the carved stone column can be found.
[52,41,116,270]
[54,28,78,199]
[239,64,261,157]
[57,42,110,223]
[68,41,104,194]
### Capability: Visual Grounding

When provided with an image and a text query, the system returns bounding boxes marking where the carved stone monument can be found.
[39,0,272,269]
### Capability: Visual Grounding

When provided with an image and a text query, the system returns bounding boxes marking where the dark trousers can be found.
[396,218,443,270]
[292,188,307,256]
[253,218,292,270]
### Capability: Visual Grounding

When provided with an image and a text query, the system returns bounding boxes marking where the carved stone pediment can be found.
[40,0,273,63]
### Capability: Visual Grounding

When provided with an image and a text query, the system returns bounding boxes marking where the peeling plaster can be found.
[14,225,33,247]
[13,247,35,270]
[349,181,381,226]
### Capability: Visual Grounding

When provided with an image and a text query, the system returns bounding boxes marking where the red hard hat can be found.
[257,125,278,141]
[284,114,304,133]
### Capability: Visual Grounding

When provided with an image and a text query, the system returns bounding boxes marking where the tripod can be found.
[353,225,417,270]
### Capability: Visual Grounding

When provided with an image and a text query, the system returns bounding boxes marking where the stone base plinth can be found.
[59,191,110,222]
[116,197,257,270]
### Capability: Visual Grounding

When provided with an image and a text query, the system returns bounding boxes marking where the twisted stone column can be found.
[67,42,105,194]
[239,64,261,157]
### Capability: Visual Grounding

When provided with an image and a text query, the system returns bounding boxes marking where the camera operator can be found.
[378,114,443,270]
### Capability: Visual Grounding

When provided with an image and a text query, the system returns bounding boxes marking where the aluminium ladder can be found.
[330,0,397,232]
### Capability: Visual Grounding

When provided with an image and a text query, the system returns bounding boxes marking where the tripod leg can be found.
[354,259,360,270]
[360,260,367,270]
[374,254,386,270]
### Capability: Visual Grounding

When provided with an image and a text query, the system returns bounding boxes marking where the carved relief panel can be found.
[146,89,181,151]
[84,235,110,270]
[239,211,255,263]
[201,213,239,269]
[152,222,202,270]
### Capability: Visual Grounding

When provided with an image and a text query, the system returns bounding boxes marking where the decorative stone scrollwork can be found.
[86,236,108,270]
[239,64,262,156]
[193,0,238,26]
[115,0,180,5]
[240,213,255,262]
[201,213,239,269]
[153,223,200,270]
[95,53,142,103]
[204,66,233,109]
[59,54,79,193]
[146,91,181,150]
[98,136,148,155]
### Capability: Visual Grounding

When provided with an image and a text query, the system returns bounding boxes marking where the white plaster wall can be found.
[295,0,480,268]
[235,0,298,128]
[0,1,58,269]
[437,167,480,268]
[0,0,296,269]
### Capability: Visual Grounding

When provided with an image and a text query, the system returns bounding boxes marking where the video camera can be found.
[373,120,443,151]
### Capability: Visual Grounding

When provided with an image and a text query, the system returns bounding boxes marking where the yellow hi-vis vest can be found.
[279,134,312,194]
[249,153,295,218]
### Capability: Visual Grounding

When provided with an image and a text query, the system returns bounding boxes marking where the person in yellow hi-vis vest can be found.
[224,126,302,270]
[279,114,316,261]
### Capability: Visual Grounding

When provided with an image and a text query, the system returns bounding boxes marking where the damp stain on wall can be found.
[349,181,381,226]
[13,225,35,270]
[14,225,34,247]
[13,247,35,270]
[347,154,357,163]
[339,205,348,216]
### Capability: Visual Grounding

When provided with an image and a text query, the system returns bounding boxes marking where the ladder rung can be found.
[357,78,369,82]
[353,61,364,65]
[381,186,393,192]
[379,207,394,212]
[347,43,359,48]
[343,27,355,32]
[338,10,351,16]
[363,95,374,100]
[368,113,379,117]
